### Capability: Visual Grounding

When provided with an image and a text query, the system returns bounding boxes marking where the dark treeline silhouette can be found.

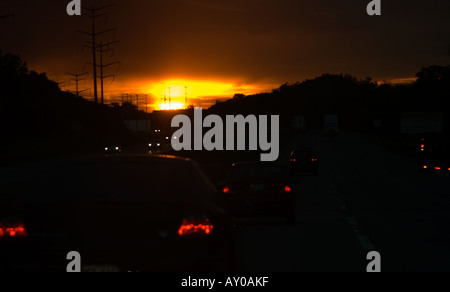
[209,69,450,133]
[1,50,449,162]
[0,51,146,162]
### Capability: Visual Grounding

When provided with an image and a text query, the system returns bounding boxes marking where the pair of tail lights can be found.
[290,158,318,162]
[1,219,211,239]
[0,222,28,238]
[178,218,214,237]
[222,185,292,193]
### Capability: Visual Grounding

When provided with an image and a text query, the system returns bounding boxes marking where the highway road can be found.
[1,131,450,272]
[227,131,450,272]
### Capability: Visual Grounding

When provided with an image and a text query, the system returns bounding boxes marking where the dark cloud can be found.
[1,0,450,97]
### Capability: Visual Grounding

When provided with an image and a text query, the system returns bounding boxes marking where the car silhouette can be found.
[0,155,235,272]
[220,162,295,224]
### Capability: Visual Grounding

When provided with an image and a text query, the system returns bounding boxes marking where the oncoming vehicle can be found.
[104,145,122,154]
[220,162,295,224]
[0,155,235,272]
[148,139,163,152]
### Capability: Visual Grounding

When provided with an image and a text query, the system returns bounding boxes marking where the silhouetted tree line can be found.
[209,68,450,133]
[2,49,450,151]
[0,51,146,154]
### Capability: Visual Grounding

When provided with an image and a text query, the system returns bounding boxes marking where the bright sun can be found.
[159,102,184,110]
[143,80,241,111]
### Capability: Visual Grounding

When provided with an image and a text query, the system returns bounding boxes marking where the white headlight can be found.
[116,147,119,150]
[149,144,152,147]
[105,148,108,151]
[157,143,161,146]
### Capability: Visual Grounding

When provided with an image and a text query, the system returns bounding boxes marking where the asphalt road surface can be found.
[230,131,450,272]
[2,131,450,272]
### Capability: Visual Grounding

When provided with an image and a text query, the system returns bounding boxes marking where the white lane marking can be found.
[334,187,377,252]
[346,217,358,226]
[356,235,376,251]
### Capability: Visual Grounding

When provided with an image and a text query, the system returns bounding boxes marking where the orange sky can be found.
[61,77,281,112]
[3,0,449,113]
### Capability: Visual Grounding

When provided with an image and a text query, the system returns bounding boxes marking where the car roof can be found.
[291,150,316,155]
[15,155,216,203]
[232,161,285,167]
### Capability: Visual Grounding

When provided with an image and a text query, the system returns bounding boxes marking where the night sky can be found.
[1,0,450,109]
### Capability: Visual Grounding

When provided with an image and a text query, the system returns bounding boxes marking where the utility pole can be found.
[162,84,167,109]
[136,94,139,111]
[145,94,148,113]
[97,41,120,104]
[66,72,88,98]
[168,86,172,110]
[77,5,115,104]
[185,86,188,109]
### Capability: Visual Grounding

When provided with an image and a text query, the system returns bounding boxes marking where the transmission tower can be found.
[66,72,88,98]
[77,5,115,104]
[97,41,120,104]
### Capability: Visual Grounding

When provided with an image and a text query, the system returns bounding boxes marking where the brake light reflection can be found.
[223,186,230,194]
[284,185,292,193]
[178,219,214,237]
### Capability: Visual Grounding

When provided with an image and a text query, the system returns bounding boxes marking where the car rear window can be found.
[230,164,287,179]
[22,160,214,203]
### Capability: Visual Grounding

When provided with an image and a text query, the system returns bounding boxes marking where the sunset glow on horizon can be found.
[140,79,262,111]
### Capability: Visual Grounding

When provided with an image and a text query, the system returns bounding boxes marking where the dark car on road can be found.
[0,155,235,272]
[289,150,319,175]
[220,162,295,224]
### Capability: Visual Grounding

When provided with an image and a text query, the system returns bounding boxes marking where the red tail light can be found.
[423,166,428,169]
[311,159,318,162]
[290,159,296,162]
[284,185,292,193]
[435,167,441,170]
[0,222,28,238]
[223,186,230,194]
[178,219,214,237]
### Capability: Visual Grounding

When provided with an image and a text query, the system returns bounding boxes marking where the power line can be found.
[76,4,115,104]
[185,86,188,109]
[66,72,88,98]
[97,41,120,104]
[0,14,14,29]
